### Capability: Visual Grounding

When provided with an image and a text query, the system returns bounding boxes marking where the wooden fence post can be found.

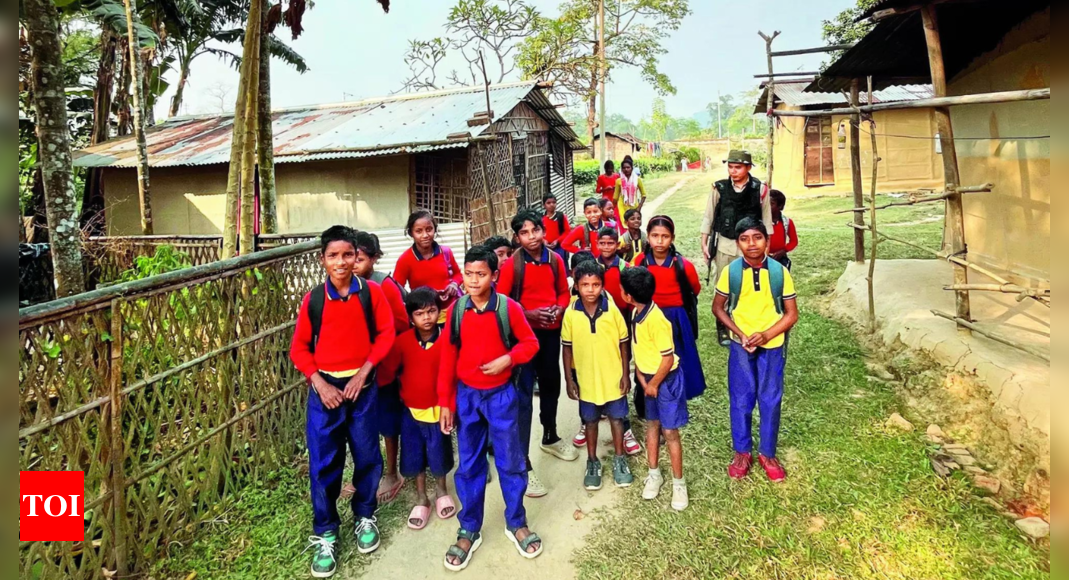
[921,4,971,329]
[108,298,129,576]
[850,79,866,263]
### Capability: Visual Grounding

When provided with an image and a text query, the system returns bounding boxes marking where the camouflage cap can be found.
[723,150,754,166]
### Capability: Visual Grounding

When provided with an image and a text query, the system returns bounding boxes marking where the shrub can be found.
[574,156,679,186]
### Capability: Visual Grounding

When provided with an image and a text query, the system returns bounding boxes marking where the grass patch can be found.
[574,183,1047,580]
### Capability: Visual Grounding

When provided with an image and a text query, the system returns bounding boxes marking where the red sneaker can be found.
[758,455,786,482]
[728,452,752,479]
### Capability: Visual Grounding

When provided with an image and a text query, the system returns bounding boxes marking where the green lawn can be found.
[574,179,1048,580]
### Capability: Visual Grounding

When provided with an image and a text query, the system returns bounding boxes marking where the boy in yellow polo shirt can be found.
[621,266,689,512]
[712,217,799,483]
[563,261,633,491]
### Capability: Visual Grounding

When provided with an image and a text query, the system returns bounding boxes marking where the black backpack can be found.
[307,279,375,353]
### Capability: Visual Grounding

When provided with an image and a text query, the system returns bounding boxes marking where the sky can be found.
[160,0,857,123]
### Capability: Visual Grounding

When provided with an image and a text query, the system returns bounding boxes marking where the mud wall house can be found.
[755,80,942,195]
[586,132,645,161]
[73,81,583,243]
[811,0,1049,285]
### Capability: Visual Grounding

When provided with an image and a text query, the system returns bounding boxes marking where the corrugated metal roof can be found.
[805,0,1047,92]
[74,81,584,168]
[754,80,934,113]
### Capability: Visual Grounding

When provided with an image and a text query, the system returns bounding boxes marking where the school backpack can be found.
[725,257,787,316]
[641,251,700,339]
[307,278,375,353]
[509,248,563,303]
[370,270,409,301]
[448,294,515,350]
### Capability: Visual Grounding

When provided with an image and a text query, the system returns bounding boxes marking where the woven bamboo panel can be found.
[19,244,321,579]
[414,151,470,224]
[525,132,549,210]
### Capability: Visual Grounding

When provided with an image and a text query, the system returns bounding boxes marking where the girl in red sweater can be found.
[633,216,707,404]
[392,210,464,322]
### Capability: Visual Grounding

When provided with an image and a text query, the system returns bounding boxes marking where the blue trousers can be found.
[728,343,786,458]
[455,382,528,533]
[307,375,383,536]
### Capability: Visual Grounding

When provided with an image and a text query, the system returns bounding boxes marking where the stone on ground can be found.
[1014,517,1050,539]
[926,424,947,443]
[866,362,896,381]
[886,413,915,432]
[972,475,1002,495]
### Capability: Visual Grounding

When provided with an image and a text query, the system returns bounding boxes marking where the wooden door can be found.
[804,116,835,186]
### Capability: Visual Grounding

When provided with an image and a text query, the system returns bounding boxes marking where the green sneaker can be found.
[584,459,603,491]
[613,455,634,488]
[307,532,338,578]
[355,517,380,554]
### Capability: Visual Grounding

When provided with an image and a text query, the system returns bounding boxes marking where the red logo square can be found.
[20,471,86,542]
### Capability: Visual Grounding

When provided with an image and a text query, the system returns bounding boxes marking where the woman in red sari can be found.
[595,160,619,205]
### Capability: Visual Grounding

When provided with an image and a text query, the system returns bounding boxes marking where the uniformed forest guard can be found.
[700,150,774,346]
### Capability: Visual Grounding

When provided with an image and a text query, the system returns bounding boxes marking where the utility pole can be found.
[717,90,722,139]
[598,0,607,170]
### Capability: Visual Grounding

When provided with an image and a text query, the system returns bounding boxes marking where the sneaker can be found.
[641,470,664,500]
[307,532,338,578]
[728,452,753,480]
[572,426,587,448]
[526,469,548,498]
[758,455,787,482]
[623,430,642,456]
[541,438,580,462]
[671,479,689,511]
[355,517,380,554]
[584,459,603,491]
[612,456,634,488]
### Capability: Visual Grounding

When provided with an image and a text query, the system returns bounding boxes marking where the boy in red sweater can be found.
[768,190,798,270]
[437,246,543,571]
[497,210,577,480]
[289,226,397,578]
[560,198,607,254]
[541,194,572,266]
[378,287,455,531]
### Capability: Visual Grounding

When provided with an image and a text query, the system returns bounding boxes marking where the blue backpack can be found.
[726,257,790,353]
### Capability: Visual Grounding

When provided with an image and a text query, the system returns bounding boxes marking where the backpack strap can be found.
[309,278,376,350]
[442,246,456,279]
[726,258,745,316]
[450,295,470,347]
[767,257,785,315]
[308,285,327,354]
[494,295,515,350]
[510,250,525,302]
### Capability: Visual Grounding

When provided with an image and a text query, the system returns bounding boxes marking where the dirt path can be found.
[641,174,697,223]
[345,396,625,580]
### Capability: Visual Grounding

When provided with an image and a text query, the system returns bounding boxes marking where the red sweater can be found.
[560,222,605,254]
[378,328,443,410]
[436,293,539,410]
[598,255,629,311]
[290,278,397,380]
[379,276,411,334]
[542,213,572,244]
[496,247,571,329]
[392,243,463,293]
[633,253,702,308]
[769,216,799,255]
[596,173,619,203]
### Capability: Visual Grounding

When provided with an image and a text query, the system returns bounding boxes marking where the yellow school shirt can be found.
[715,258,797,349]
[561,296,629,405]
[631,304,679,375]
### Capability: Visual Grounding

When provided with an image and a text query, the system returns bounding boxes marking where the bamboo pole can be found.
[238,8,263,255]
[770,43,856,57]
[770,88,1050,117]
[931,311,1050,362]
[944,284,1049,301]
[834,183,993,214]
[849,79,865,263]
[122,0,153,235]
[598,0,607,169]
[108,298,128,575]
[257,0,278,235]
[921,4,970,328]
[758,31,780,189]
[866,76,879,332]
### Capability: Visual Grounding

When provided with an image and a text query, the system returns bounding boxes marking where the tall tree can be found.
[24,0,87,296]
[518,0,690,145]
[821,0,878,64]
[123,0,154,234]
[257,0,278,234]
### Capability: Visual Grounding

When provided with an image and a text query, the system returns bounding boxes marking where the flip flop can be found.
[504,528,543,560]
[407,505,431,530]
[435,495,457,520]
[377,476,406,504]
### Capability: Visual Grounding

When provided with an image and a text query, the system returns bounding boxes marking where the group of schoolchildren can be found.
[289,152,800,577]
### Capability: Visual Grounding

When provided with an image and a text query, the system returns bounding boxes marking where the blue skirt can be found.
[661,306,707,400]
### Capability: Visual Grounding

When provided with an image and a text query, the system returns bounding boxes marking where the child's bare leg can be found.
[663,429,683,479]
[609,419,625,456]
[435,474,449,498]
[378,436,402,501]
[585,422,599,460]
[645,420,661,469]
[415,473,430,507]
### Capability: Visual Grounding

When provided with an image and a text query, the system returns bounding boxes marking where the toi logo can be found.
[20,471,86,542]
